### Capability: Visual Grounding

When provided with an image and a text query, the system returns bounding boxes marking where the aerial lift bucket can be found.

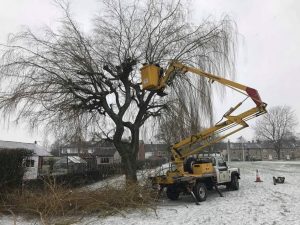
[140,64,160,90]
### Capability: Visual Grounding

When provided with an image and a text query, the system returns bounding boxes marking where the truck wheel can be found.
[166,185,180,200]
[230,175,239,190]
[226,183,231,190]
[184,157,196,173]
[194,182,207,202]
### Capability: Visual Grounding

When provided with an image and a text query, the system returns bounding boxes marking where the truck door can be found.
[217,157,231,183]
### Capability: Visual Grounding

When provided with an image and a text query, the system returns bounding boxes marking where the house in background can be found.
[144,143,169,160]
[0,140,52,179]
[60,141,95,155]
[223,140,300,161]
[59,140,145,165]
[92,146,121,165]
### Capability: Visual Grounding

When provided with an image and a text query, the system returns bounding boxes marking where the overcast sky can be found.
[0,0,299,144]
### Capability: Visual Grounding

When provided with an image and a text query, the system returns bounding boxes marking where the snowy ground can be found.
[1,161,300,225]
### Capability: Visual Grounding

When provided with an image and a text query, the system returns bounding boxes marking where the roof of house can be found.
[0,140,51,156]
[92,147,117,157]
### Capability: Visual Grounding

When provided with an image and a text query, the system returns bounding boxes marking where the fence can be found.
[36,158,166,187]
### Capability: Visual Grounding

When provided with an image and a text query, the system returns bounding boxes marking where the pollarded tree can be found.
[254,106,298,160]
[0,0,236,182]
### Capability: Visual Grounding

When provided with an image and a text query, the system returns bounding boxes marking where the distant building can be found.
[224,140,300,161]
[92,146,121,164]
[60,141,95,155]
[59,140,145,165]
[143,142,228,160]
[144,143,169,160]
[0,140,51,179]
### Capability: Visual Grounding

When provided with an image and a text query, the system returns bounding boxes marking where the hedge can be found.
[0,148,32,190]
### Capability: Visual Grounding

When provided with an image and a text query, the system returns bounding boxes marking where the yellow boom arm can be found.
[141,61,267,174]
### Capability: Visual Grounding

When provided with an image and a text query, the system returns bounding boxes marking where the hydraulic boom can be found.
[141,61,267,175]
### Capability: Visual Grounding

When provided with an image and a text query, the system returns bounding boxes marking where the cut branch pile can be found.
[0,181,158,224]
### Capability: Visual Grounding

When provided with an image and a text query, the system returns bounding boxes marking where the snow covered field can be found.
[1,161,300,225]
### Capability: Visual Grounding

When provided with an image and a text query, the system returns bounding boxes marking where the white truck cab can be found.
[211,156,240,189]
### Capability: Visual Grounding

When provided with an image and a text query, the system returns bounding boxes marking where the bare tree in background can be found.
[0,0,236,181]
[254,106,298,160]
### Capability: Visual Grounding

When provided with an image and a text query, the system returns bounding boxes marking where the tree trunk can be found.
[121,151,138,182]
[275,143,281,160]
[114,128,140,183]
[277,149,281,160]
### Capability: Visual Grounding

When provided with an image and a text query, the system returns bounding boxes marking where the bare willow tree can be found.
[254,106,298,160]
[0,0,236,181]
[155,77,214,145]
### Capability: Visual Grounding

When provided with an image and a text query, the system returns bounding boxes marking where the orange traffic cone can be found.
[255,169,263,182]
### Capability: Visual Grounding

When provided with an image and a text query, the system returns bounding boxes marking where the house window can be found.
[25,159,35,167]
[68,148,78,154]
[101,157,109,164]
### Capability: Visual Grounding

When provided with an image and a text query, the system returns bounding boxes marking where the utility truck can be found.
[140,61,267,204]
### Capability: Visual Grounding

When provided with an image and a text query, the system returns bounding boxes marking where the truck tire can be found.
[230,175,239,190]
[184,157,196,173]
[193,182,207,202]
[166,185,180,200]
